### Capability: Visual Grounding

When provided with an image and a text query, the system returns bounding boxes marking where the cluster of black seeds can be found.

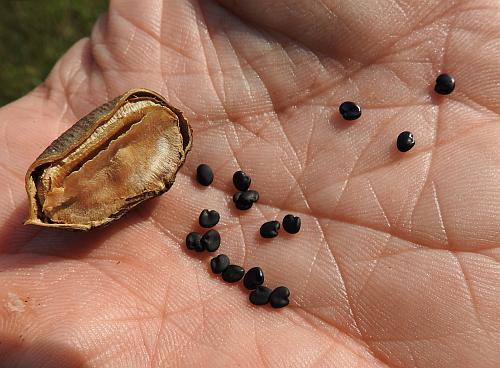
[260,214,301,238]
[194,164,291,308]
[186,208,221,252]
[232,171,259,210]
[210,256,290,308]
[338,73,455,153]
[187,74,457,309]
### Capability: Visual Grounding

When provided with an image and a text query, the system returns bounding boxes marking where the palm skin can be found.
[0,0,499,367]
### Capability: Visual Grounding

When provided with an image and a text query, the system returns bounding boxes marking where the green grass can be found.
[0,0,107,106]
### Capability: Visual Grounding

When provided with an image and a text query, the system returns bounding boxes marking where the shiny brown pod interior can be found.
[24,88,193,231]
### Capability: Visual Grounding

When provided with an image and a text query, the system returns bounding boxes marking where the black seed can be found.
[260,220,280,238]
[282,214,301,234]
[233,191,243,203]
[233,191,250,210]
[234,197,253,210]
[434,73,455,95]
[242,190,259,203]
[233,171,251,191]
[339,101,362,120]
[200,229,221,252]
[210,254,230,274]
[233,190,259,210]
[269,286,290,308]
[249,286,272,305]
[196,164,214,186]
[396,131,415,152]
[199,209,220,228]
[186,232,203,252]
[221,265,245,283]
[243,267,264,290]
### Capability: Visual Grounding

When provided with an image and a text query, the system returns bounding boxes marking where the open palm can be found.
[1,1,499,367]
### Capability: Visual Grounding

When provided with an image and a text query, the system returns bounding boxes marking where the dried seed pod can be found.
[24,88,193,231]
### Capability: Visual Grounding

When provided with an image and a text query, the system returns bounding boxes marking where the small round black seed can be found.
[186,232,203,252]
[233,192,250,210]
[200,229,221,252]
[221,265,245,283]
[282,214,301,234]
[196,164,214,186]
[234,196,253,210]
[199,209,220,228]
[339,101,362,120]
[396,131,415,152]
[233,191,242,201]
[243,267,264,290]
[249,286,272,305]
[233,191,248,207]
[233,170,251,191]
[210,254,230,274]
[434,73,455,95]
[269,286,290,309]
[241,190,259,203]
[260,220,280,238]
[233,190,259,210]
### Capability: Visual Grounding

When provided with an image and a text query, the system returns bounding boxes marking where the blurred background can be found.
[0,0,107,106]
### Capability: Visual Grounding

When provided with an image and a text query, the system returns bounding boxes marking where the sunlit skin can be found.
[0,1,499,367]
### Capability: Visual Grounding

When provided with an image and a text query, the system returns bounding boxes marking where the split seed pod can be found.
[25,88,193,231]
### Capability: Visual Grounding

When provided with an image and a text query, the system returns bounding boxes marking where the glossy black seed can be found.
[249,286,272,305]
[243,267,264,290]
[242,190,259,202]
[233,190,260,210]
[233,171,251,191]
[200,229,221,252]
[260,220,280,238]
[282,214,301,234]
[196,164,214,186]
[199,209,220,228]
[233,191,247,205]
[339,101,362,120]
[221,265,245,283]
[434,73,455,95]
[210,254,230,274]
[396,131,415,152]
[269,286,290,309]
[186,232,203,252]
[234,196,253,210]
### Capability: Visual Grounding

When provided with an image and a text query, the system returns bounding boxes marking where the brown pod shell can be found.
[24,88,193,231]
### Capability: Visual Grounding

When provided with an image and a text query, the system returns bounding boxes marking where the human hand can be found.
[0,1,499,367]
